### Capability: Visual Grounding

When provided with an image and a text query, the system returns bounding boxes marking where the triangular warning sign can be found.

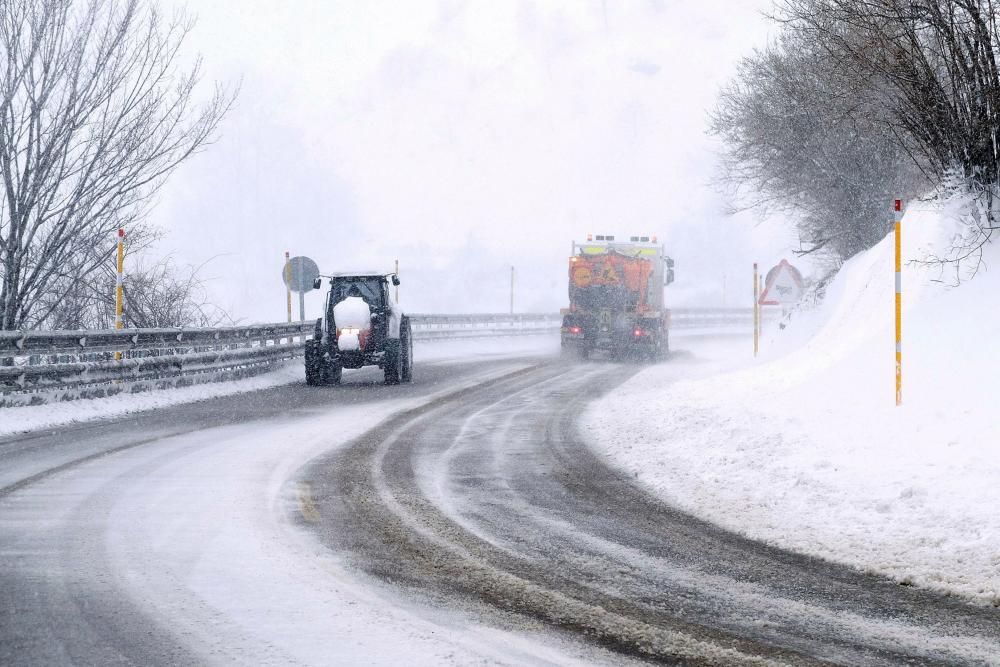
[759,259,804,306]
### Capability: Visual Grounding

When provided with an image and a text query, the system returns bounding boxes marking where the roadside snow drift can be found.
[584,197,1000,605]
[0,335,559,437]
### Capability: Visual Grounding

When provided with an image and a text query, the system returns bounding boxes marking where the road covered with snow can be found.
[584,199,1000,607]
[2,340,621,666]
[3,272,1000,665]
[301,354,1000,665]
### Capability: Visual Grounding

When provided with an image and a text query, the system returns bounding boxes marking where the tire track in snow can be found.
[303,361,1000,666]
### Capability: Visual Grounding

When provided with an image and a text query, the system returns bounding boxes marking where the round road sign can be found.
[282,256,320,293]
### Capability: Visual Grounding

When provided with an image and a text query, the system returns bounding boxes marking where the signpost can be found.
[510,265,515,315]
[753,263,759,357]
[282,255,320,322]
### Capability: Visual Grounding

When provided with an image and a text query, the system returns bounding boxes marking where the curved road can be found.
[2,348,999,665]
[302,361,1000,666]
[1,356,611,666]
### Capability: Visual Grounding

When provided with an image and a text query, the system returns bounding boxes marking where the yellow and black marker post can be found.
[114,229,125,361]
[894,199,903,406]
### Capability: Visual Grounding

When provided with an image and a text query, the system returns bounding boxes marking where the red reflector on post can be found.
[894,199,902,211]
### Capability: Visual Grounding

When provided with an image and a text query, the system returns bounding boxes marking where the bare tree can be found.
[771,0,1000,255]
[714,0,1000,265]
[711,28,928,263]
[774,0,1000,184]
[121,256,233,328]
[45,255,234,330]
[0,0,234,330]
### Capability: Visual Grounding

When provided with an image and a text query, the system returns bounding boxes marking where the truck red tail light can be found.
[633,328,644,337]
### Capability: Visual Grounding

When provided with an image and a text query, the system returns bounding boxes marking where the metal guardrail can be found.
[670,307,779,332]
[409,313,562,340]
[0,322,309,406]
[0,322,309,355]
[0,309,768,406]
[408,309,773,338]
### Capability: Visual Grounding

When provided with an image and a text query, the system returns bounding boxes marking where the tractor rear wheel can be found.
[401,324,413,383]
[384,338,402,385]
[305,342,324,385]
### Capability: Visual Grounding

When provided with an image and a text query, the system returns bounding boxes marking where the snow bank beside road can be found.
[584,199,1000,605]
[0,363,305,438]
[0,335,559,437]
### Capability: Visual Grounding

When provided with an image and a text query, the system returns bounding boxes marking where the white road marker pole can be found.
[284,251,292,324]
[753,263,759,357]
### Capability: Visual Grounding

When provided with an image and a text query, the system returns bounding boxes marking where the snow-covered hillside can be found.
[584,196,1000,605]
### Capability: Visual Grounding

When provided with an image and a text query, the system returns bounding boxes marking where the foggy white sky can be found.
[151,0,796,321]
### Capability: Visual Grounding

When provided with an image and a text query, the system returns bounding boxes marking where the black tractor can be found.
[304,272,413,386]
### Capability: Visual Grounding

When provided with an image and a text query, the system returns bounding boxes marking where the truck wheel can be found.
[401,325,413,383]
[384,338,401,385]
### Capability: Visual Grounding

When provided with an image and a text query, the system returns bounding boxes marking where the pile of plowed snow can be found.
[0,335,559,437]
[584,196,1000,605]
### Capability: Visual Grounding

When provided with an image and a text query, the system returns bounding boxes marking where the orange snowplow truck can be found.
[560,235,674,360]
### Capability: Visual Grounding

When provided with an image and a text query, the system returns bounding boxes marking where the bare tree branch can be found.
[0,0,236,330]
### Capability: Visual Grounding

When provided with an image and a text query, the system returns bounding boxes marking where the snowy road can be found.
[2,345,999,665]
[1,354,628,665]
[303,361,1000,666]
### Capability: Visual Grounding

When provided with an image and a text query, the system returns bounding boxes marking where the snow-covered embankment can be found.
[584,198,1000,605]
